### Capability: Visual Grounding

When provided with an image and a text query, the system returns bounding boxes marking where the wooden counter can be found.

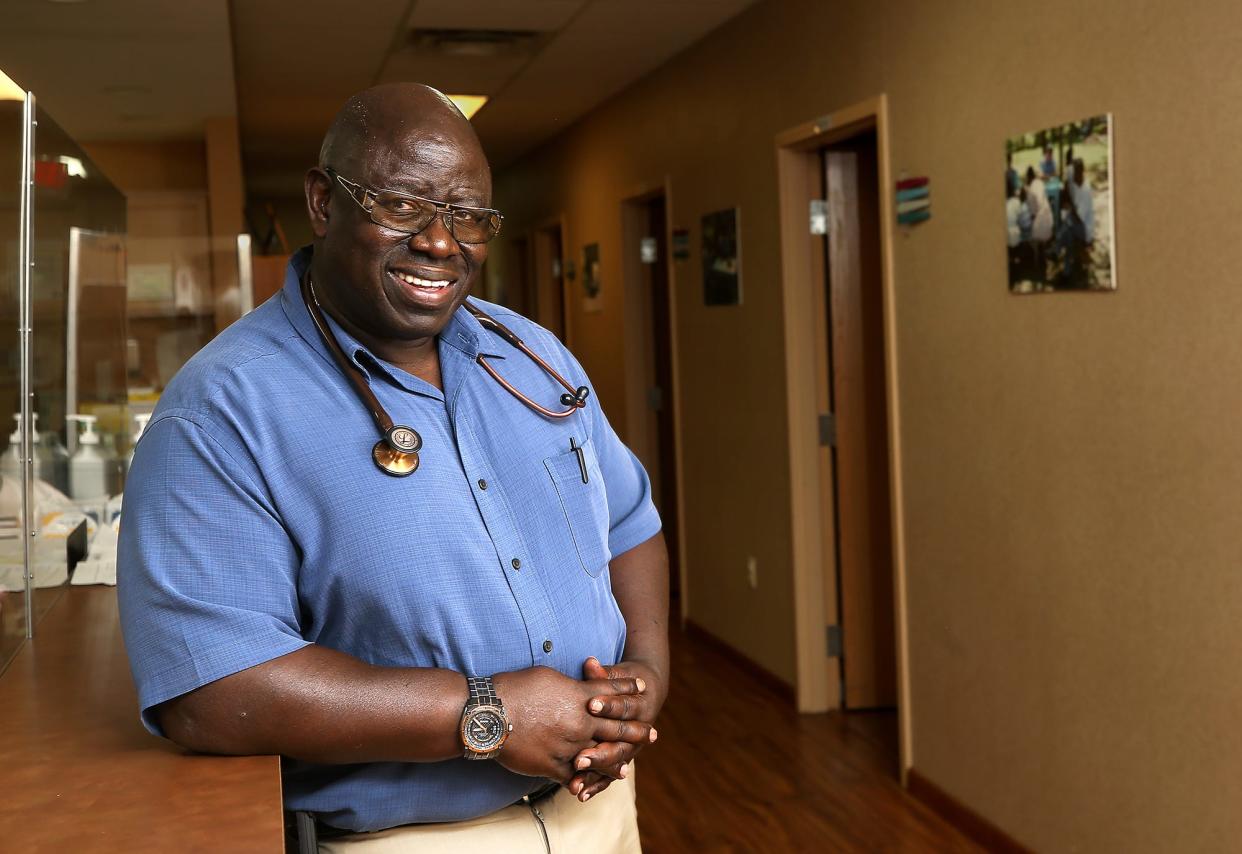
[0,586,284,852]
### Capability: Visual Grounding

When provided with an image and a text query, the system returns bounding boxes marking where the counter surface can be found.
[0,585,284,852]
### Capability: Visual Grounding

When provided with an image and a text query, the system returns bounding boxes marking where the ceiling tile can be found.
[0,0,235,140]
[377,50,529,95]
[407,0,586,33]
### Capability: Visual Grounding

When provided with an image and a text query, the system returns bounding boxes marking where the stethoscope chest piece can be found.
[373,424,423,477]
[373,441,419,476]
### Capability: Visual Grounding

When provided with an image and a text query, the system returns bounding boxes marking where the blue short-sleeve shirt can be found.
[117,248,661,832]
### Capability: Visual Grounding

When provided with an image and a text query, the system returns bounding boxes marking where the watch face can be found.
[464,707,507,752]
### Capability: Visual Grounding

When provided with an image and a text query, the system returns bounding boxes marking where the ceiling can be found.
[0,0,236,141]
[2,0,758,199]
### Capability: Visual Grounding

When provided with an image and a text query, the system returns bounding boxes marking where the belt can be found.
[301,780,563,841]
[518,781,561,806]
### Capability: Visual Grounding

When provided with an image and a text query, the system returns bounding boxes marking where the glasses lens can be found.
[370,191,437,232]
[368,190,503,243]
[450,209,503,243]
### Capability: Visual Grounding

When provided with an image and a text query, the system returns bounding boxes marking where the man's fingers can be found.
[610,675,646,694]
[568,769,613,799]
[580,772,618,801]
[590,718,656,745]
[586,675,644,696]
[582,657,611,680]
[587,692,645,720]
[573,740,638,774]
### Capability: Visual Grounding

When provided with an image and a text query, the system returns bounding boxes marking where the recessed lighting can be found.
[0,68,24,102]
[447,95,488,121]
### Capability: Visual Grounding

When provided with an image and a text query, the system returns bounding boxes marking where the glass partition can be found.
[32,101,129,585]
[0,83,255,669]
[0,89,128,671]
[0,93,27,670]
[32,106,128,468]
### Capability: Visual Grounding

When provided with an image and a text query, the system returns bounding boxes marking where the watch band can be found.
[462,675,510,760]
[466,675,501,710]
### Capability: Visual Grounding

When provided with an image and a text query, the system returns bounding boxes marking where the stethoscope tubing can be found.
[301,275,408,442]
[301,273,588,475]
[464,303,590,418]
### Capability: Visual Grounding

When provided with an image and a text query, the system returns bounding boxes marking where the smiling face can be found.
[306,86,493,364]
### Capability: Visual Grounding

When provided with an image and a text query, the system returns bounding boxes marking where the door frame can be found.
[775,95,912,774]
[620,177,690,625]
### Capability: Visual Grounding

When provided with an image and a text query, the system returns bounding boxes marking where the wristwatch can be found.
[460,675,513,760]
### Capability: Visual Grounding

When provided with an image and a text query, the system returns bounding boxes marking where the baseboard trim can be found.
[683,618,795,703]
[906,768,1031,853]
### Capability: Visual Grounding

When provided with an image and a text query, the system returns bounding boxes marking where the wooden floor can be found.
[635,622,982,853]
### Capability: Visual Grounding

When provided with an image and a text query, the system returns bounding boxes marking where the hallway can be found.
[636,623,980,852]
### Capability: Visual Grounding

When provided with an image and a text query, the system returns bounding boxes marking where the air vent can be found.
[407,28,543,58]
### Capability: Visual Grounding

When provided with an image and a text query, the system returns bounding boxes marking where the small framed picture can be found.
[581,242,602,313]
[1005,114,1115,294]
[701,208,741,306]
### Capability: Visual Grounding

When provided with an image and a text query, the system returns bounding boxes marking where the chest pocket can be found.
[543,439,610,577]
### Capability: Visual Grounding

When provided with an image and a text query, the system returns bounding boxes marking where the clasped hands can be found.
[492,657,664,803]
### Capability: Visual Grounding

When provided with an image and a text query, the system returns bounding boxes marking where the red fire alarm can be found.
[34,159,68,189]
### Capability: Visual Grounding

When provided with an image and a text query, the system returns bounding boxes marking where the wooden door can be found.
[500,235,533,316]
[533,224,566,340]
[642,197,679,594]
[824,132,896,709]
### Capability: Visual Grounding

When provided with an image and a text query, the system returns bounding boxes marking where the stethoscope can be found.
[300,273,590,476]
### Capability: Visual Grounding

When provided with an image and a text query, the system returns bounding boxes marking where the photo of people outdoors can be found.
[1005,114,1115,293]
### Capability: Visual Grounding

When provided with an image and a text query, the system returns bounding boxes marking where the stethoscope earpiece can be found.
[559,387,590,408]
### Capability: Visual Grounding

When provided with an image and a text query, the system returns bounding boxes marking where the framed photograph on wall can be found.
[581,242,602,313]
[701,207,741,306]
[1005,113,1115,294]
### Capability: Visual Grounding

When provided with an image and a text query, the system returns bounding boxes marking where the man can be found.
[118,83,668,852]
[1067,157,1094,244]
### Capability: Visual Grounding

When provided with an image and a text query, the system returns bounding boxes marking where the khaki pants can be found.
[319,773,640,854]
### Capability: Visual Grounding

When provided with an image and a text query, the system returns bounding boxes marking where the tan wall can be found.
[491,0,1242,850]
[81,137,220,387]
[81,140,207,192]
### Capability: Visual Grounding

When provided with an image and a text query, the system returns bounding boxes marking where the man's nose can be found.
[407,213,459,258]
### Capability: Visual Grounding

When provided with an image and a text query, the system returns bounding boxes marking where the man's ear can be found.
[305,168,332,238]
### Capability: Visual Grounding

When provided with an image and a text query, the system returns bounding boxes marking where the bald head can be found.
[304,82,494,364]
[318,83,485,180]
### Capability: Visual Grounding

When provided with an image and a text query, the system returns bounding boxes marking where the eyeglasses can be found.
[325,167,504,244]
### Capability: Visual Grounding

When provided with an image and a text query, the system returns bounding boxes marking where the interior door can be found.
[824,132,896,709]
[642,196,679,593]
[533,224,566,340]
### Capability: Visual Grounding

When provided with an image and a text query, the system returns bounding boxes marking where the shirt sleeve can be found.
[590,404,663,559]
[117,412,311,735]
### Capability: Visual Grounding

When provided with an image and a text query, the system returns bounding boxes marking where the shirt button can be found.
[511,557,521,570]
[478,479,488,490]
[543,639,553,653]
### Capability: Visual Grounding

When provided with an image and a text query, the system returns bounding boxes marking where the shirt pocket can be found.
[543,439,611,577]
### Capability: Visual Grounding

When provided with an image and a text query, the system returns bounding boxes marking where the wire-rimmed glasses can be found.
[326,167,504,244]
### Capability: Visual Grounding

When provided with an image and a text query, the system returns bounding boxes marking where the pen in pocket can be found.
[569,437,588,484]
